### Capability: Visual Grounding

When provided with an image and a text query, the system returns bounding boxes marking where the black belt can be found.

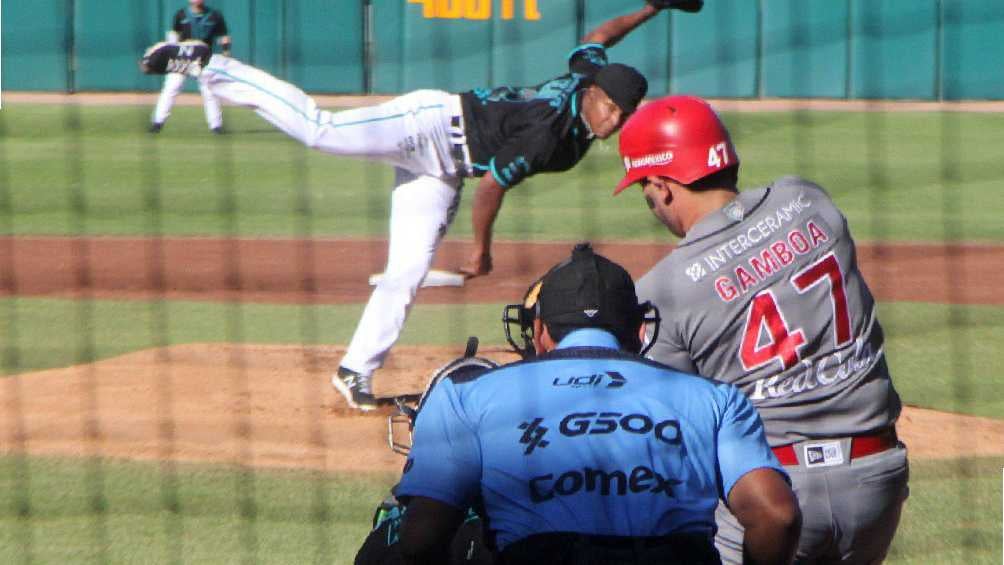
[449,114,472,177]
[501,531,721,565]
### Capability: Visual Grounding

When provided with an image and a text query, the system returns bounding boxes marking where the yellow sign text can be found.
[407,0,541,21]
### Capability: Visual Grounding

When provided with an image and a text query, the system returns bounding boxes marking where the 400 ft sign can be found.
[408,0,542,21]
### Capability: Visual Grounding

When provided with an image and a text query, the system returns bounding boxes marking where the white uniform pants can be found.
[199,56,466,377]
[153,72,223,130]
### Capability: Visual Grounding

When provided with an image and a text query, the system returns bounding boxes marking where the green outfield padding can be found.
[74,0,162,92]
[761,0,848,99]
[670,0,759,98]
[490,2,578,89]
[1,0,70,92]
[283,0,364,94]
[248,0,282,76]
[392,3,493,93]
[942,0,1004,100]
[5,2,1004,99]
[584,0,672,98]
[850,0,938,100]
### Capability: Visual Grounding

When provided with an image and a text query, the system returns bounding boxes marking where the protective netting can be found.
[0,1,1001,564]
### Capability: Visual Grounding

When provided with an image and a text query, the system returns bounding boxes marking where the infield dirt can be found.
[1,343,1002,475]
[1,237,1001,305]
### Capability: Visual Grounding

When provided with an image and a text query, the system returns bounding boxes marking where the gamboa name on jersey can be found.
[711,217,831,304]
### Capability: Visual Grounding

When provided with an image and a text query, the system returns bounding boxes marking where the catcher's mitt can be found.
[647,0,704,12]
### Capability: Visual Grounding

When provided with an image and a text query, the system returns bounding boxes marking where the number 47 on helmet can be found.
[615,95,740,194]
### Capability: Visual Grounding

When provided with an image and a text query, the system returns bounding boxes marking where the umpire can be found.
[150,0,230,134]
[395,244,802,565]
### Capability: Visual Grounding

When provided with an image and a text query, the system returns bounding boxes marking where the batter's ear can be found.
[648,176,674,205]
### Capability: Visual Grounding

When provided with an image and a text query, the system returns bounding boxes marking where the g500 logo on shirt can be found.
[408,0,541,21]
[561,412,682,446]
[529,466,681,502]
[517,412,682,455]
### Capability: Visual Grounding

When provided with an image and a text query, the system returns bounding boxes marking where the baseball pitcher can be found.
[150,0,230,134]
[616,96,909,564]
[140,1,703,412]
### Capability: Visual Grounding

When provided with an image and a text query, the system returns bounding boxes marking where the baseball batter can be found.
[140,1,701,412]
[616,96,909,564]
[150,0,230,134]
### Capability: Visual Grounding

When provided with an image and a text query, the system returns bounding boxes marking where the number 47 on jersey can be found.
[740,252,852,371]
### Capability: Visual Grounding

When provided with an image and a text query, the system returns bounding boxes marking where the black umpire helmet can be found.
[503,243,660,358]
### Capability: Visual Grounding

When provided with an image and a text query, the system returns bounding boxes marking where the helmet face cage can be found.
[387,346,498,456]
[503,274,663,359]
[638,301,662,357]
[503,277,545,360]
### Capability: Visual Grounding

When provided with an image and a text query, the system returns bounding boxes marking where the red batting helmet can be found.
[614,95,739,195]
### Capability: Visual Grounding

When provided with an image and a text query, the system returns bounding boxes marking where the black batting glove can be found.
[647,0,704,13]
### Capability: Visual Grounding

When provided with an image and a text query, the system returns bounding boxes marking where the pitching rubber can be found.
[368,269,465,288]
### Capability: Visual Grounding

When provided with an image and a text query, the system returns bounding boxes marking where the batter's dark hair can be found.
[684,164,739,191]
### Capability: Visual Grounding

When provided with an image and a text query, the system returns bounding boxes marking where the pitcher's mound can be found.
[0,344,999,473]
[0,343,516,473]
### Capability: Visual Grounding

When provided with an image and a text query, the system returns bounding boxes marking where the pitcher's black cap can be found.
[537,243,640,331]
[594,63,648,114]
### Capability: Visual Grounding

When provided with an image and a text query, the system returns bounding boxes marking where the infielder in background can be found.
[615,96,909,564]
[396,244,800,564]
[141,0,705,411]
[150,0,230,134]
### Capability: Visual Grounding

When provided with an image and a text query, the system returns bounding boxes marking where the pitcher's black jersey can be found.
[459,44,607,189]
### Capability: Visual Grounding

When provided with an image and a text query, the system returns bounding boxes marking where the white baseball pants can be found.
[152,72,223,130]
[199,56,467,377]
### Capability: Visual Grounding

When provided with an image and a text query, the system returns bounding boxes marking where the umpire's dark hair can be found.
[544,321,643,353]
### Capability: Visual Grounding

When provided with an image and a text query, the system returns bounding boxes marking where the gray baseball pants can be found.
[715,443,909,564]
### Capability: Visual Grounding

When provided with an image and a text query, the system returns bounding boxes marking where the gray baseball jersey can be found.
[637,176,901,447]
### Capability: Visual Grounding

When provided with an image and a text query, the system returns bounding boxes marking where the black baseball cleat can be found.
[211,127,226,135]
[149,122,163,134]
[331,366,378,412]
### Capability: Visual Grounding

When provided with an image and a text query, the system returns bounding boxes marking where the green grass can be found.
[0,297,507,375]
[885,456,1004,565]
[0,455,999,564]
[2,297,1003,420]
[0,456,397,564]
[1,104,1002,242]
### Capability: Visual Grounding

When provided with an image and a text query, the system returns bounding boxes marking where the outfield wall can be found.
[2,0,1002,99]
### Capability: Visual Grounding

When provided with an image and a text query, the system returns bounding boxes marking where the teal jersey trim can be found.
[489,157,510,188]
[204,67,443,128]
[567,43,605,61]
